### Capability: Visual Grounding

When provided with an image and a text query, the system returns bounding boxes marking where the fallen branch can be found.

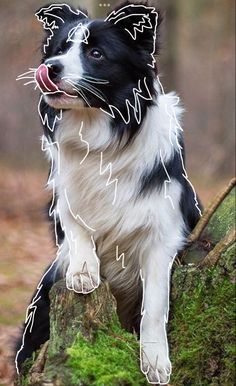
[198,228,235,268]
[189,177,235,243]
[27,341,48,385]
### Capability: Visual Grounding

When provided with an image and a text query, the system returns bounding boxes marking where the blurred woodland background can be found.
[0,0,235,385]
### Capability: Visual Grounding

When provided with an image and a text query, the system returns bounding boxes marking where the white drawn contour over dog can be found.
[15,2,202,384]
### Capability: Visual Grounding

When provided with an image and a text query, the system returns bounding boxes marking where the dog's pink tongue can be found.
[35,64,58,93]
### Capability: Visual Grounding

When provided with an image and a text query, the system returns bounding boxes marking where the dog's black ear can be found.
[106,1,162,66]
[35,3,88,30]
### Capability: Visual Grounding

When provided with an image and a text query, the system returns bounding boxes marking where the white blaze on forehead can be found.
[67,22,90,44]
[53,22,90,79]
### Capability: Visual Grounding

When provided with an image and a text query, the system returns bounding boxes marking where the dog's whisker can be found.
[16,75,35,80]
[65,80,91,107]
[82,77,109,85]
[17,69,36,78]
[81,82,108,102]
[70,80,103,101]
[83,74,108,81]
[83,75,109,85]
[68,79,107,103]
[75,88,91,108]
[81,80,107,95]
[16,76,35,81]
[24,80,37,86]
[65,80,82,94]
[78,83,106,102]
[66,73,109,85]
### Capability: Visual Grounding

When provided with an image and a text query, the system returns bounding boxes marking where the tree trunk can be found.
[16,179,235,386]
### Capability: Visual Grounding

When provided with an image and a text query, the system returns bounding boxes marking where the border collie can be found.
[16,2,201,384]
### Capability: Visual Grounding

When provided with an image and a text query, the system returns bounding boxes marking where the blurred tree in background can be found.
[0,0,234,181]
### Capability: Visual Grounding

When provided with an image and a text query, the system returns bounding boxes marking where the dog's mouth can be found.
[35,64,83,109]
[35,64,60,94]
[35,64,76,98]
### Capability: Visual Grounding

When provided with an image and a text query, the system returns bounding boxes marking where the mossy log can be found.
[18,281,149,386]
[17,179,235,386]
[169,178,235,385]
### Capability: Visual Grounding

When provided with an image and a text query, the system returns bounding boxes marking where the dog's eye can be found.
[57,49,63,55]
[89,49,103,60]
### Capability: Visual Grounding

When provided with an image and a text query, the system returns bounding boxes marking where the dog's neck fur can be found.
[51,80,185,260]
[55,81,182,168]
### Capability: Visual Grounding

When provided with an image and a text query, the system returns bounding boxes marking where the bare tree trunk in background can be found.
[176,0,235,178]
[158,0,179,92]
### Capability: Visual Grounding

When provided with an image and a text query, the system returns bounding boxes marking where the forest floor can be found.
[0,164,229,386]
[0,165,54,386]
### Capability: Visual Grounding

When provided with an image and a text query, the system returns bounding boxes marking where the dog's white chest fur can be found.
[45,89,187,385]
[50,92,185,295]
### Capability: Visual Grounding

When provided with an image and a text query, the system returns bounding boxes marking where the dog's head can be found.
[35,1,162,113]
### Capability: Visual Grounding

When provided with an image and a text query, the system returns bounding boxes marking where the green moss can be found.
[206,188,235,244]
[17,352,38,386]
[169,244,236,385]
[66,316,148,386]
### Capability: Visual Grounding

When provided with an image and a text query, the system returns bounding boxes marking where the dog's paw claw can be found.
[141,346,171,385]
[66,269,100,294]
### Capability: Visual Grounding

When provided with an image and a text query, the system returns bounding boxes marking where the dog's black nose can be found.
[45,60,64,81]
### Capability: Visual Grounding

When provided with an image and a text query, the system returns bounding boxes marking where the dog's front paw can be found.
[66,262,100,294]
[141,343,171,385]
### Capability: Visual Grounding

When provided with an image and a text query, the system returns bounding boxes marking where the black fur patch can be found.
[15,264,61,370]
[38,1,162,144]
[139,145,202,232]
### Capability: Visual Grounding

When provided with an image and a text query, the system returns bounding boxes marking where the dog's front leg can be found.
[140,247,174,385]
[57,194,100,294]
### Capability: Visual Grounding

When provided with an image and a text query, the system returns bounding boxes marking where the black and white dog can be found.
[16,2,201,384]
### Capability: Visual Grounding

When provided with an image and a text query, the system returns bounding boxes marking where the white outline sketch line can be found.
[38,95,62,132]
[35,63,79,99]
[65,80,92,107]
[67,22,90,44]
[160,149,175,210]
[15,135,62,374]
[99,152,118,206]
[35,3,88,54]
[115,245,126,269]
[16,68,38,90]
[14,260,59,374]
[139,258,174,385]
[105,4,158,69]
[65,230,100,294]
[41,136,61,247]
[156,77,202,217]
[100,77,152,125]
[64,187,96,232]
[65,79,105,104]
[16,65,80,99]
[78,121,89,165]
[34,4,93,107]
[65,73,110,85]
